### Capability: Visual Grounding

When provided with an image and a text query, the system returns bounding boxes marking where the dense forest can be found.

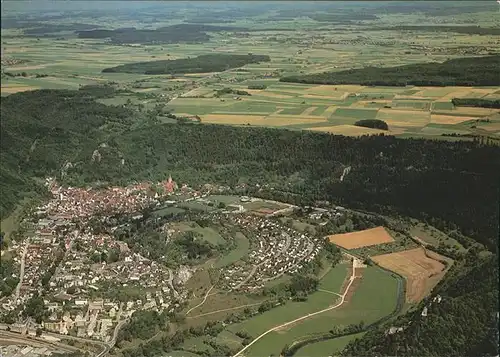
[77,24,245,44]
[452,98,500,109]
[281,55,500,86]
[102,54,270,75]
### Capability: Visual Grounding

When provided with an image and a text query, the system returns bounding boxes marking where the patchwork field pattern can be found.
[371,247,448,303]
[327,227,395,249]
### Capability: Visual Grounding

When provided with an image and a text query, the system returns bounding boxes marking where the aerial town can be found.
[0,173,333,351]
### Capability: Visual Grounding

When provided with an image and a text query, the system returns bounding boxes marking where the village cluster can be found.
[1,176,197,342]
[218,215,322,292]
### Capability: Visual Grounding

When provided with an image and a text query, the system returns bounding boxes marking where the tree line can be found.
[102,54,270,75]
[280,55,500,86]
[451,98,500,109]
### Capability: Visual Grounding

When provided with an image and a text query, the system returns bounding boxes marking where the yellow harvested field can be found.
[454,107,500,116]
[213,111,272,115]
[5,64,48,70]
[377,109,430,127]
[201,114,327,126]
[301,107,317,116]
[430,115,477,124]
[447,88,495,100]
[308,125,389,136]
[307,84,365,94]
[254,91,293,99]
[181,87,214,97]
[302,93,349,100]
[371,248,448,303]
[479,123,500,132]
[351,100,392,108]
[183,72,217,77]
[1,85,39,93]
[327,227,394,249]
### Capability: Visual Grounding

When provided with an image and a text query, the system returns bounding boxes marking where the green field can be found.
[180,336,214,355]
[227,263,349,338]
[172,221,225,245]
[215,232,250,268]
[229,265,400,356]
[164,351,200,357]
[318,263,349,293]
[333,108,379,119]
[295,332,366,356]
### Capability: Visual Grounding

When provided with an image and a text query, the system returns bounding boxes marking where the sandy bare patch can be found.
[371,247,447,303]
[327,227,394,249]
[1,85,39,93]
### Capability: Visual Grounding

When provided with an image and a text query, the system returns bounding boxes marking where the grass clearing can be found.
[215,232,250,268]
[242,265,399,356]
[333,107,379,119]
[410,223,466,252]
[181,336,214,355]
[170,221,225,245]
[296,332,366,356]
[318,263,349,293]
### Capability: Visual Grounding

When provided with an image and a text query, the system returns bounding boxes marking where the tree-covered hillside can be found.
[0,86,135,217]
[102,54,270,75]
[281,55,500,86]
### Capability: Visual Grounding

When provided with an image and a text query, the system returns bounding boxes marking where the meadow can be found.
[235,265,400,356]
[295,332,366,356]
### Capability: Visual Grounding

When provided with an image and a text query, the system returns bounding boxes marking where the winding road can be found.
[232,256,357,357]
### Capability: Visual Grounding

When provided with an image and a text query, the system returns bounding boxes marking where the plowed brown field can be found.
[371,247,447,303]
[327,226,394,249]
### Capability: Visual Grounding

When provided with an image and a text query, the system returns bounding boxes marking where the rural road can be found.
[14,243,29,302]
[186,285,215,315]
[232,256,357,357]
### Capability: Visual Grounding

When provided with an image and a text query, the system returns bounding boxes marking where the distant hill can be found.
[281,55,500,86]
[77,24,246,45]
